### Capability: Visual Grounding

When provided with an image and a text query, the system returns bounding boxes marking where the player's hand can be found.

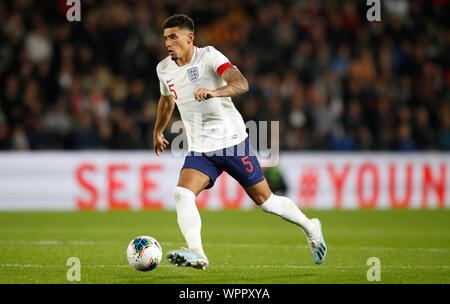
[153,132,169,156]
[194,88,217,101]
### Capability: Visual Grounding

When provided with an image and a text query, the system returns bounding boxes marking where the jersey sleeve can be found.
[207,47,234,77]
[156,65,171,96]
[159,77,170,96]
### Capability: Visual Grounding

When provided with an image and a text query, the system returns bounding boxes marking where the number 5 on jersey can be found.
[168,84,177,100]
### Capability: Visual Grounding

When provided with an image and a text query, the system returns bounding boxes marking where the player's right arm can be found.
[194,46,249,101]
[153,94,175,156]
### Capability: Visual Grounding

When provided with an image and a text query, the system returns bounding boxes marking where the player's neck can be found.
[175,46,195,67]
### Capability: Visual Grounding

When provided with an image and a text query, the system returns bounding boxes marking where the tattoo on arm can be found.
[214,66,249,98]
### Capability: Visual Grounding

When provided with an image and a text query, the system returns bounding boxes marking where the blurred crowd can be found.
[0,0,449,151]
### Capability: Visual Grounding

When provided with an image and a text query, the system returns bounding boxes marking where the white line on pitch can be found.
[0,240,449,252]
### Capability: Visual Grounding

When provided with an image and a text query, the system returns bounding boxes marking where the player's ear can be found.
[187,32,194,44]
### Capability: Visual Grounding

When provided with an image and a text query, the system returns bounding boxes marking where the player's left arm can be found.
[194,66,249,101]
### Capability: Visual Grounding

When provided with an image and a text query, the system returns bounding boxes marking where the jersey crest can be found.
[187,66,199,82]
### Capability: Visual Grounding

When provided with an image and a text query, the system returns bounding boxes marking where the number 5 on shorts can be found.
[241,156,253,172]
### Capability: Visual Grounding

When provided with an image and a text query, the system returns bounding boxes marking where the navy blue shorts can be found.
[181,137,265,189]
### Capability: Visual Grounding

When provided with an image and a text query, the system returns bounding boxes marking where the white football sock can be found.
[174,186,206,258]
[259,193,317,239]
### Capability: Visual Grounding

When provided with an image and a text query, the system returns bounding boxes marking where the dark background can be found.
[0,0,449,151]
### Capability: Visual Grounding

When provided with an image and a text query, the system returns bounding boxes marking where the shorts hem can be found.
[238,176,265,188]
[180,166,218,189]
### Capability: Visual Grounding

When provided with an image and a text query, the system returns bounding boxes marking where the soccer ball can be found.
[126,236,162,271]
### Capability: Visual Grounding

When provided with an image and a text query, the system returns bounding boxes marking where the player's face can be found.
[163,27,193,60]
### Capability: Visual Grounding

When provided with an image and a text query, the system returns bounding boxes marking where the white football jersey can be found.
[156,46,248,153]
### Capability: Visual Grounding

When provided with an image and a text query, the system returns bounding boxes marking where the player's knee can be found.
[244,180,272,206]
[247,187,272,206]
[252,192,272,206]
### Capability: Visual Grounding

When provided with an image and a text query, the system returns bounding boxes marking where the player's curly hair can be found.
[162,14,194,32]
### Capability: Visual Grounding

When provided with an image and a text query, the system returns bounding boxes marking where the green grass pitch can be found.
[0,209,449,284]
